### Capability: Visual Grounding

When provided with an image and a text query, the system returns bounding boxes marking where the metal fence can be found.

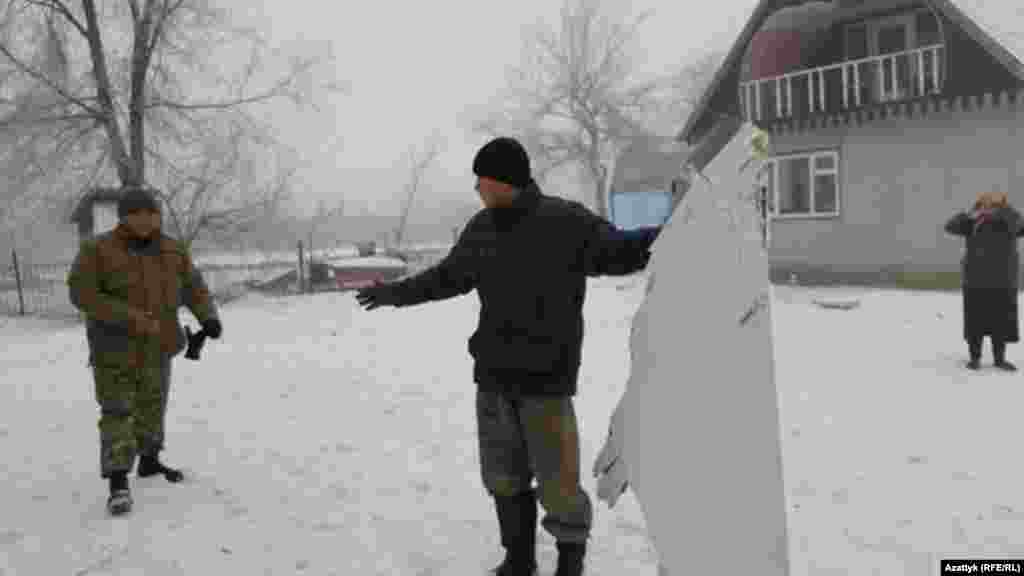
[1,243,450,320]
[0,258,295,319]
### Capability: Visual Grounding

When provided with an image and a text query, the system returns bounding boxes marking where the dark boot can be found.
[490,490,538,576]
[106,471,132,516]
[554,541,586,576]
[137,453,184,482]
[967,337,983,370]
[993,340,1017,371]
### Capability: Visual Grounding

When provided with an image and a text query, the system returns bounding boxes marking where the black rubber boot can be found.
[993,340,1017,371]
[554,541,586,576]
[995,360,1018,371]
[967,337,983,370]
[107,471,132,516]
[490,490,538,576]
[137,453,184,482]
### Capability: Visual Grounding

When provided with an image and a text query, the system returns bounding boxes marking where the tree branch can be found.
[24,0,88,37]
[80,0,133,183]
[0,111,95,129]
[145,62,311,111]
[147,0,186,57]
[0,42,102,117]
[127,0,140,22]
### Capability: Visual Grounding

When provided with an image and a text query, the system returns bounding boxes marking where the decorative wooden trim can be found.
[758,85,1023,140]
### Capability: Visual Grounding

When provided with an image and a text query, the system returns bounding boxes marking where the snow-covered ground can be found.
[2,280,1023,575]
[324,256,407,269]
[193,243,451,269]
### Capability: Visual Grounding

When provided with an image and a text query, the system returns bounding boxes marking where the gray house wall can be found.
[765,90,1023,284]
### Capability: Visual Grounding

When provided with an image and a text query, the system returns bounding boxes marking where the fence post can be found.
[297,240,306,294]
[11,249,25,316]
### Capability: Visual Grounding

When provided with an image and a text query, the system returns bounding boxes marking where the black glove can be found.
[355,282,400,310]
[202,317,222,340]
[184,325,208,360]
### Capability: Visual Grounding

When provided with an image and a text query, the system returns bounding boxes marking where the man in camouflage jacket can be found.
[67,187,222,515]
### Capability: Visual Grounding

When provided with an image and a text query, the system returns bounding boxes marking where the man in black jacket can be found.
[356,137,660,576]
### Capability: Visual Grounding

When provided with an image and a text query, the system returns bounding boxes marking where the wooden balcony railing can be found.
[740,44,945,122]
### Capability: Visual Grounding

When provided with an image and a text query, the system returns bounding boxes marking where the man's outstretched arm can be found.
[358,216,481,309]
[575,205,660,277]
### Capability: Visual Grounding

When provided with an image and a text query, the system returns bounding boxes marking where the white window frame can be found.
[867,12,917,57]
[755,166,773,248]
[761,150,841,220]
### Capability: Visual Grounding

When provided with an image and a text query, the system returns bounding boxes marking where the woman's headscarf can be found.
[972,191,1009,232]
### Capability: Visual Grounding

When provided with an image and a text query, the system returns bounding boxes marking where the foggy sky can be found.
[234,0,757,220]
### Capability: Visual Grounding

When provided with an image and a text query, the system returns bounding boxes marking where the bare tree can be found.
[0,0,338,242]
[641,50,725,139]
[154,118,297,248]
[473,0,664,218]
[307,196,343,257]
[393,133,443,249]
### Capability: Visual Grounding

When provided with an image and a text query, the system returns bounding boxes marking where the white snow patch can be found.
[324,256,408,269]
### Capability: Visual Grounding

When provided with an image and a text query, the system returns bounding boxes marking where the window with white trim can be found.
[757,150,840,217]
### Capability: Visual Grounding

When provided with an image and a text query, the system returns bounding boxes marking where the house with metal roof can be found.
[678,0,1024,286]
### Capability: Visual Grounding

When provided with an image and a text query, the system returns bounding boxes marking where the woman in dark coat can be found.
[945,192,1024,371]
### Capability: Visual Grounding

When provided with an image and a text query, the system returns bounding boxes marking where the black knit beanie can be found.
[117,187,161,219]
[472,137,531,189]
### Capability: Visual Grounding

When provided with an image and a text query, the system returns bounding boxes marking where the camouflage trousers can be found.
[476,390,593,543]
[92,353,173,478]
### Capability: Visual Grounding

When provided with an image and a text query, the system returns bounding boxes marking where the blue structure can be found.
[610,190,673,230]
[607,136,690,231]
